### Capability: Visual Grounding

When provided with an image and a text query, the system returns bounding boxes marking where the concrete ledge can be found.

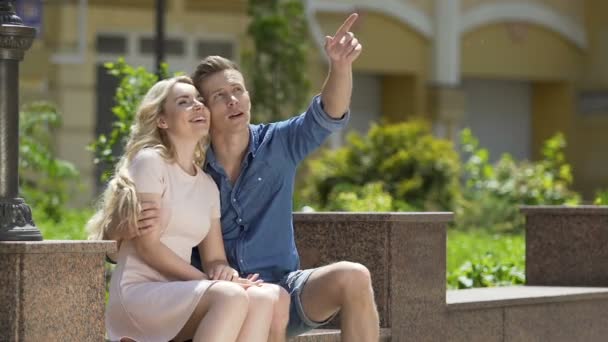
[294,212,451,341]
[521,205,608,286]
[447,286,608,342]
[294,212,453,223]
[521,205,608,215]
[0,240,116,341]
[0,240,115,253]
[447,286,608,310]
[291,328,391,342]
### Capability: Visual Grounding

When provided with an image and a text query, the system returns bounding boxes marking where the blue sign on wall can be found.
[16,0,43,34]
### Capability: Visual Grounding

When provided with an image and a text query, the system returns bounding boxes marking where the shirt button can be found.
[232,198,236,202]
[257,177,262,181]
[237,218,242,223]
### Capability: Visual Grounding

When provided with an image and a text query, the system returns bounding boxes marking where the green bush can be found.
[17,102,89,240]
[244,0,310,122]
[89,59,166,182]
[594,189,608,205]
[19,102,80,222]
[447,230,525,289]
[297,121,461,212]
[35,208,92,240]
[454,129,580,233]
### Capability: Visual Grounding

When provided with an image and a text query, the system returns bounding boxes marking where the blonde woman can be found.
[88,76,275,342]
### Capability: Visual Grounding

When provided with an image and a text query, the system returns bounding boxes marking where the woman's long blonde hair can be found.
[87,75,208,241]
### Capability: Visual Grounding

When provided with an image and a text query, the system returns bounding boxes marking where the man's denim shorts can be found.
[276,268,337,337]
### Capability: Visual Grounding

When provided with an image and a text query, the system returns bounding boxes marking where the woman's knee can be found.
[270,286,290,332]
[246,285,277,308]
[205,281,249,309]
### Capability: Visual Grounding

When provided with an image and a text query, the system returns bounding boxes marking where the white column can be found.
[433,0,461,86]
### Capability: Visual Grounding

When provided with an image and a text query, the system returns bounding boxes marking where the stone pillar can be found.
[0,0,41,241]
[522,205,608,286]
[428,86,466,141]
[0,240,116,340]
[430,0,465,141]
[294,212,452,341]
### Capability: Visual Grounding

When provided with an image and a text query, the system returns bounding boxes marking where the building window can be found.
[139,37,185,56]
[96,34,127,54]
[196,40,234,59]
[579,91,608,116]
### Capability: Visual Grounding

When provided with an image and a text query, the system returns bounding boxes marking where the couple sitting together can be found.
[90,13,379,342]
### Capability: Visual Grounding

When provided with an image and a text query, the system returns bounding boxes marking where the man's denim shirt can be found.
[200,95,349,283]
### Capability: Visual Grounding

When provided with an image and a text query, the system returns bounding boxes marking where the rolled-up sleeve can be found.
[309,95,350,132]
[276,95,350,164]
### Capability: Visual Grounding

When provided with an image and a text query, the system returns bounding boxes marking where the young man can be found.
[189,13,379,341]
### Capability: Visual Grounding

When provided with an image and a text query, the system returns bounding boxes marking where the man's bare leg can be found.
[299,261,379,341]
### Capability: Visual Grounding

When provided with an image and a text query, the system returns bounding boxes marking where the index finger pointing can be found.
[334,13,358,38]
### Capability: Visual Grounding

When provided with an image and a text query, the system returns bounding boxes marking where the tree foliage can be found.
[19,102,79,222]
[243,0,310,123]
[88,59,166,181]
[297,121,462,212]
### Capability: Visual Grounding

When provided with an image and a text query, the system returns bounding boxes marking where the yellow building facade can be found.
[18,0,608,200]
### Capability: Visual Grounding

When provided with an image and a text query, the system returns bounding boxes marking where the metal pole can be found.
[0,0,42,241]
[155,0,165,79]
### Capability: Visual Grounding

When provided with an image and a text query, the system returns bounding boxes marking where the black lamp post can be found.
[0,0,42,241]
[155,0,165,79]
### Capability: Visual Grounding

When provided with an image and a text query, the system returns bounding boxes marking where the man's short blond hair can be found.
[191,55,240,95]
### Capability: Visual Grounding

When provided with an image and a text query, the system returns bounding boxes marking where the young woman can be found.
[88,76,275,342]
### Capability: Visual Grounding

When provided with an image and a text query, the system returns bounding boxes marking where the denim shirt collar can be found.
[205,125,258,173]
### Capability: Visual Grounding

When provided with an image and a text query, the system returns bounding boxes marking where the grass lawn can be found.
[447,229,525,289]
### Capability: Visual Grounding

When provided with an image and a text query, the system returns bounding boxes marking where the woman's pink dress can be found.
[106,149,220,342]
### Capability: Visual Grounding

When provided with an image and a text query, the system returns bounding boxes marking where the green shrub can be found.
[35,208,92,240]
[454,129,580,233]
[244,0,310,122]
[298,121,461,212]
[594,189,608,205]
[19,102,80,222]
[88,59,165,182]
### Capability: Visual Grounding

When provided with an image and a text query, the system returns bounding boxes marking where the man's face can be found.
[199,69,251,135]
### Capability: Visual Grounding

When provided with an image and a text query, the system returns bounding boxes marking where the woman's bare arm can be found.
[132,193,208,281]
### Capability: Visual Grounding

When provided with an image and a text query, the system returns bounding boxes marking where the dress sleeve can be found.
[128,149,166,194]
[207,175,221,219]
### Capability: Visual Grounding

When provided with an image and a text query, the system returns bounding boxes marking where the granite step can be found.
[291,328,391,342]
[447,285,608,310]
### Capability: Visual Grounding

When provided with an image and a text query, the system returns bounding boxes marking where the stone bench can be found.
[293,212,452,341]
[447,286,608,341]
[0,240,116,341]
[293,207,608,341]
[521,205,608,286]
[294,328,392,341]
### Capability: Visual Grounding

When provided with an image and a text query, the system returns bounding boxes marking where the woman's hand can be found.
[208,263,239,281]
[234,274,264,289]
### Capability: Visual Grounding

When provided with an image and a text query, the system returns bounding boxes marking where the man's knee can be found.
[333,261,373,296]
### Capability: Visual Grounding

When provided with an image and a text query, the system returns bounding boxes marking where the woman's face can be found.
[158,82,210,143]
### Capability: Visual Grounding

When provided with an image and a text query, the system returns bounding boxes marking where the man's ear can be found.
[157,116,168,129]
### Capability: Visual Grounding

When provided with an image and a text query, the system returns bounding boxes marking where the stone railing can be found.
[0,240,115,341]
[294,212,452,341]
[521,205,608,286]
[294,207,608,341]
